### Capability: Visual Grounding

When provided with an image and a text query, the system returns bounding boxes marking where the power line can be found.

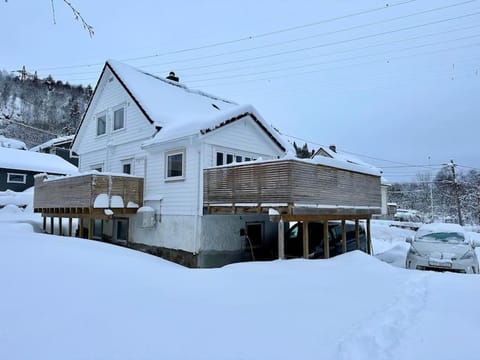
[34,0,418,72]
[137,0,478,71]
[163,9,480,74]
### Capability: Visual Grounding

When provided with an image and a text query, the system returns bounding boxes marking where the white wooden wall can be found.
[74,68,156,177]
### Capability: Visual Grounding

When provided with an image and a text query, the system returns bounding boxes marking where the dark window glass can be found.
[123,163,131,174]
[216,152,224,166]
[7,173,26,183]
[226,154,233,164]
[167,153,183,178]
[235,155,242,163]
[245,157,251,162]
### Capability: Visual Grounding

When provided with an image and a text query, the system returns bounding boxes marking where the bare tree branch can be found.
[61,0,94,37]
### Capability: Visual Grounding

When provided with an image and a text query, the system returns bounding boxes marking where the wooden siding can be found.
[34,174,143,210]
[203,160,381,212]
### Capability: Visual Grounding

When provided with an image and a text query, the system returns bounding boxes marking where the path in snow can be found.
[336,272,429,360]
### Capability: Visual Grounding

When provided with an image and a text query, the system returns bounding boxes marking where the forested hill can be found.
[0,70,92,147]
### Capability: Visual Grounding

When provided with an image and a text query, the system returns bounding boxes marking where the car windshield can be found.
[417,232,465,243]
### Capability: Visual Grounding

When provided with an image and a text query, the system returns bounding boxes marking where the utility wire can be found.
[35,0,418,72]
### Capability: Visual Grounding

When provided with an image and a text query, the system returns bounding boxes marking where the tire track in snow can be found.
[336,273,428,360]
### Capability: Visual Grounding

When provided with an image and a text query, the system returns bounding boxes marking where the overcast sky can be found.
[2,0,479,182]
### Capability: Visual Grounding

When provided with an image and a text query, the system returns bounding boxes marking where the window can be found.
[91,164,103,172]
[226,154,233,164]
[122,163,131,174]
[216,152,224,166]
[7,173,26,184]
[235,155,242,163]
[113,107,125,131]
[97,114,106,136]
[166,150,185,180]
[245,157,251,162]
[115,219,129,242]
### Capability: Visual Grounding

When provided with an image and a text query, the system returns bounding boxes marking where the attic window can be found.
[113,107,125,131]
[97,114,107,136]
[211,103,220,110]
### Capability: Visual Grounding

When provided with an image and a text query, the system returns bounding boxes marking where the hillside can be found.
[0,70,91,147]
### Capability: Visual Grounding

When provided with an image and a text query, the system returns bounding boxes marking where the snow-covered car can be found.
[405,223,480,274]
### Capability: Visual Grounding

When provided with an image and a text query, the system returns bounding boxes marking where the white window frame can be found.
[7,173,26,184]
[112,104,126,132]
[165,149,185,181]
[121,159,133,175]
[96,111,107,137]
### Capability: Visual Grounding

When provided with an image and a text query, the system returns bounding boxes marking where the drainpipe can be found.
[194,141,202,255]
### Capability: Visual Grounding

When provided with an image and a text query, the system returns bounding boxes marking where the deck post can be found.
[302,221,309,259]
[278,218,285,259]
[88,218,93,240]
[50,217,54,235]
[42,216,46,233]
[366,218,372,255]
[355,219,360,250]
[59,217,63,236]
[341,219,347,253]
[68,218,73,237]
[323,221,329,259]
[79,218,84,238]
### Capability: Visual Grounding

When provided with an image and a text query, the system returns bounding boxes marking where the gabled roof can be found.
[144,104,292,153]
[0,147,78,174]
[30,135,74,152]
[106,59,238,128]
[73,60,289,153]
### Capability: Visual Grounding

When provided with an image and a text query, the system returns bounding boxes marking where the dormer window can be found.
[113,106,125,131]
[96,114,106,136]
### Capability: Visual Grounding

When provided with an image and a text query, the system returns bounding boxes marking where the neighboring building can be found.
[0,135,27,150]
[30,135,78,166]
[34,60,382,268]
[0,147,77,192]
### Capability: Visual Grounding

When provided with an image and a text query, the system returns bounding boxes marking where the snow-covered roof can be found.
[313,146,382,178]
[144,103,293,153]
[0,136,27,150]
[30,135,74,152]
[0,147,78,174]
[106,59,237,128]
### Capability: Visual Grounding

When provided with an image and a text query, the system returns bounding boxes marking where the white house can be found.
[71,60,292,266]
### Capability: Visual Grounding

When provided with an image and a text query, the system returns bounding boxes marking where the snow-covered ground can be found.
[1,197,480,360]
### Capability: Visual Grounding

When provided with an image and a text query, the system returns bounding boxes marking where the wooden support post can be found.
[42,216,46,233]
[366,218,372,255]
[303,221,309,259]
[341,219,347,254]
[68,218,73,237]
[355,219,360,250]
[88,218,93,240]
[58,217,63,236]
[323,221,330,259]
[278,218,285,260]
[50,217,54,235]
[79,218,84,238]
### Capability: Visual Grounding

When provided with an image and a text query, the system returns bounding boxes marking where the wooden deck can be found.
[34,173,144,216]
[203,159,381,216]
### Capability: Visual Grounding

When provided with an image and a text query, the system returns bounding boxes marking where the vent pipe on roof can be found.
[329,144,337,153]
[166,71,179,82]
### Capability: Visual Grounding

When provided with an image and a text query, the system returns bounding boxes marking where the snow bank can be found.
[1,214,480,360]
